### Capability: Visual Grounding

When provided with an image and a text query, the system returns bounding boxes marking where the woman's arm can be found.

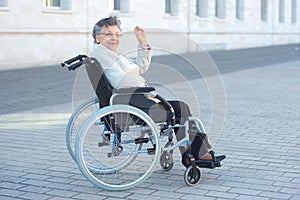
[134,26,148,47]
[133,26,152,74]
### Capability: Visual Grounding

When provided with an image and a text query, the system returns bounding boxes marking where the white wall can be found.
[0,0,299,70]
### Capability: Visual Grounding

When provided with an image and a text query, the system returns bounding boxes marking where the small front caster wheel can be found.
[184,165,202,186]
[160,152,174,171]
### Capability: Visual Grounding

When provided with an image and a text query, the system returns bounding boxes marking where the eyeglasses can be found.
[100,32,123,38]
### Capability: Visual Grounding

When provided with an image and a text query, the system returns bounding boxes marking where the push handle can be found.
[61,55,88,70]
[67,61,85,71]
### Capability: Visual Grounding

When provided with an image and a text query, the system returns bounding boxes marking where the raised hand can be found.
[134,26,148,47]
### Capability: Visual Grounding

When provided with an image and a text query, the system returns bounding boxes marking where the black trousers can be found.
[126,94,210,160]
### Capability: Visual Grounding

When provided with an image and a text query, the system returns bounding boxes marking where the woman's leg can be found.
[128,96,213,162]
[168,101,212,161]
[129,94,168,122]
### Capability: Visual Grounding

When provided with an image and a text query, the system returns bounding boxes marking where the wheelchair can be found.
[61,55,225,190]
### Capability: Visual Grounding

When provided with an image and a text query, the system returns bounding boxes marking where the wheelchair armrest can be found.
[113,87,156,95]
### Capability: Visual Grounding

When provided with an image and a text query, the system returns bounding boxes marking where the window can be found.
[261,0,268,21]
[236,0,244,20]
[196,0,208,18]
[165,0,171,13]
[291,0,297,23]
[44,0,71,10]
[45,0,61,8]
[0,0,8,7]
[114,0,120,10]
[215,0,226,19]
[165,0,179,16]
[279,0,285,23]
[114,0,129,13]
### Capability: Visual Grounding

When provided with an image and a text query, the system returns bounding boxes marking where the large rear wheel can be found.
[66,98,100,161]
[75,105,161,190]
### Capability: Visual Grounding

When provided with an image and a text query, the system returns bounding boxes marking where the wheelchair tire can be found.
[66,98,100,162]
[75,105,161,190]
[160,151,174,171]
[184,165,202,186]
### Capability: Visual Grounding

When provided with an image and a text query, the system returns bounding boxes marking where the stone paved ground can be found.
[0,45,299,199]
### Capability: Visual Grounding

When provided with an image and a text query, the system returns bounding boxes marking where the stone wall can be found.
[0,0,299,69]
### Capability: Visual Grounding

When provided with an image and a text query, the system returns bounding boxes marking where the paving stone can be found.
[204,190,239,199]
[0,196,23,200]
[0,182,25,190]
[235,194,269,200]
[258,191,292,199]
[45,189,79,198]
[95,190,132,199]
[229,188,261,196]
[181,195,216,200]
[279,187,300,195]
[19,185,52,194]
[290,195,300,200]
[126,193,161,200]
[0,188,25,198]
[151,190,185,198]
[0,45,300,199]
[19,192,52,200]
[72,193,106,200]
[221,181,253,189]
[250,184,282,193]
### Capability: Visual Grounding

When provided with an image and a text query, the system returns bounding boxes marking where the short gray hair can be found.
[92,16,121,43]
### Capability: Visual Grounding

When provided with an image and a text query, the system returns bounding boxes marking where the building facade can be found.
[0,0,299,69]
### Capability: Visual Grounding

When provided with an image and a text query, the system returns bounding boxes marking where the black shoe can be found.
[196,155,226,168]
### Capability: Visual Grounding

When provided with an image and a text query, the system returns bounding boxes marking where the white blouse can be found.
[90,44,152,89]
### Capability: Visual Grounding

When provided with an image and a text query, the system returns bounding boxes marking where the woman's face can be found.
[96,25,121,52]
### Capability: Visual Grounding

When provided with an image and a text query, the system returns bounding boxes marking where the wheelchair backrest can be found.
[85,57,113,107]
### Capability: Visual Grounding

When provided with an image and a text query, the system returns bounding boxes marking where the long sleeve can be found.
[134,45,152,74]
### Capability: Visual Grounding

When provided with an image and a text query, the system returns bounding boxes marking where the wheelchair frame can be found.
[62,55,224,190]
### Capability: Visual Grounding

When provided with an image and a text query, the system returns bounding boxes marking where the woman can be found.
[90,16,223,164]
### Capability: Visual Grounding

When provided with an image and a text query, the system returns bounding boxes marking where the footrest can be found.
[195,155,226,169]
